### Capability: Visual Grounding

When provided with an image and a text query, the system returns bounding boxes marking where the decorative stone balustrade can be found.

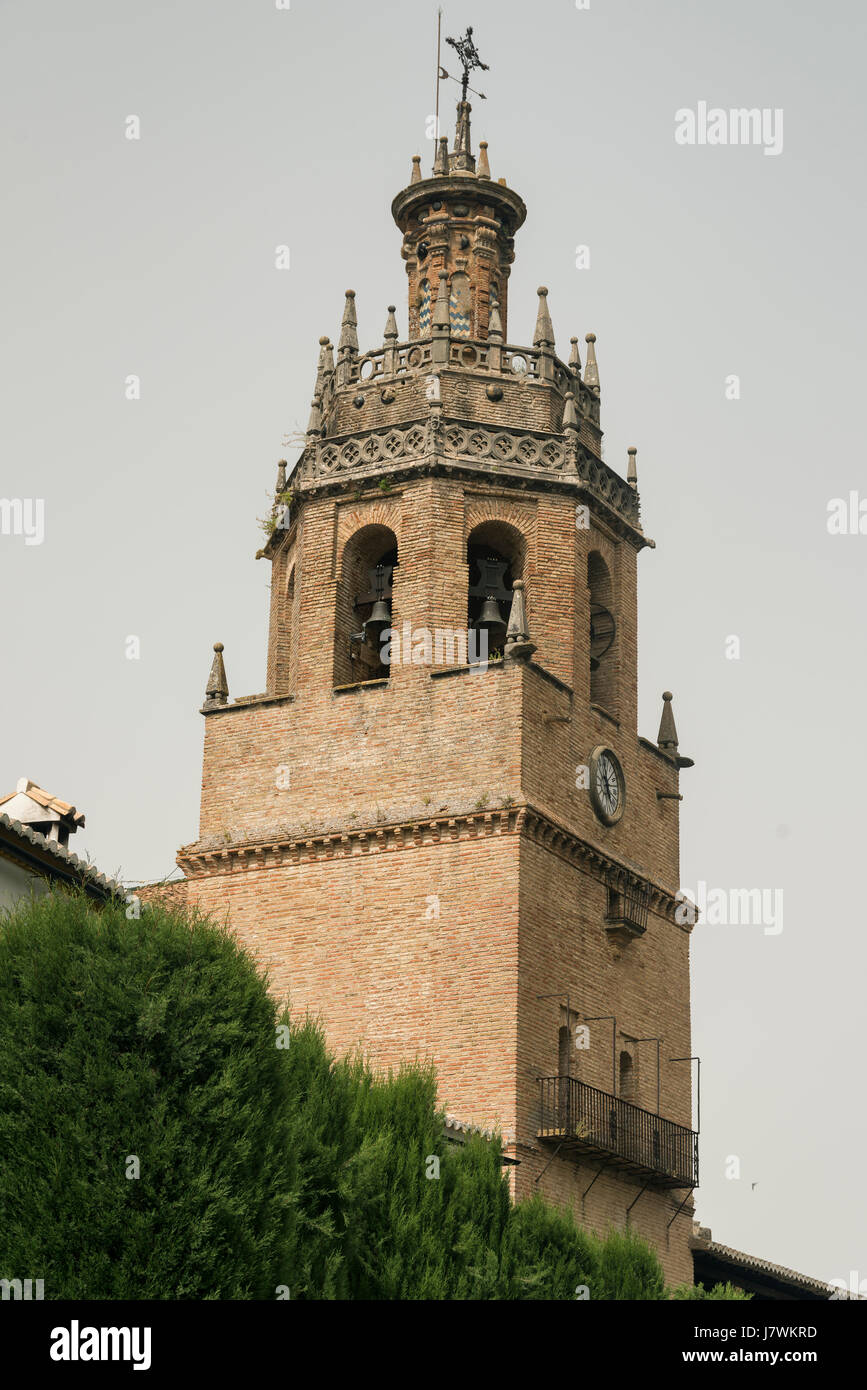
[319,337,600,430]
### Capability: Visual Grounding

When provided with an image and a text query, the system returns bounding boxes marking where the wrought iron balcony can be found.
[538,1076,698,1188]
[605,875,651,939]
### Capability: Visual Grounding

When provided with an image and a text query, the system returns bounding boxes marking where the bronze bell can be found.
[477,595,503,630]
[363,598,391,636]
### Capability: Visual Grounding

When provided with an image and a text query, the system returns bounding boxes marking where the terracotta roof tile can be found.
[0,813,122,901]
[691,1223,845,1298]
[0,780,85,825]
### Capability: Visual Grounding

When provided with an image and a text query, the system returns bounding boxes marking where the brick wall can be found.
[180,436,693,1290]
[184,833,521,1136]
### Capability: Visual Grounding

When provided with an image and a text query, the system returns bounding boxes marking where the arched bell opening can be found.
[466,521,526,662]
[285,564,296,690]
[588,551,617,714]
[334,525,399,687]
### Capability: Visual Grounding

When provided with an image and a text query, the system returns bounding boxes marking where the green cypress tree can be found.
[671,1280,751,1300]
[336,1062,512,1299]
[501,1193,602,1299]
[343,1061,448,1299]
[0,891,297,1299]
[0,891,746,1302]
[415,1132,512,1299]
[595,1227,667,1300]
[275,1013,358,1298]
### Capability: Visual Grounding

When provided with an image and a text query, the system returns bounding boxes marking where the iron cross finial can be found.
[445,25,489,102]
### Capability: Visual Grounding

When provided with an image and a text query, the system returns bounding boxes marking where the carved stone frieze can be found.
[311,420,640,525]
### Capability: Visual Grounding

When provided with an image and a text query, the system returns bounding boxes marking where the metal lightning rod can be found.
[434,8,442,172]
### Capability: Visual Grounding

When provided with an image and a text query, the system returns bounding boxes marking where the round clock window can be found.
[589,746,625,826]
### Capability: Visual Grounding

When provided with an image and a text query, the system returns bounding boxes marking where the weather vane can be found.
[443,25,489,102]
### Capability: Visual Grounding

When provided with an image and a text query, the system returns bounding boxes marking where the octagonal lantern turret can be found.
[391,100,527,343]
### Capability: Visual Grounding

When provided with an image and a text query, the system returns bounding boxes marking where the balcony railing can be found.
[605,876,651,937]
[538,1076,698,1188]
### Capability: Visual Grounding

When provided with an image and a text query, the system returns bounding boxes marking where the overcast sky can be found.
[2,0,865,1290]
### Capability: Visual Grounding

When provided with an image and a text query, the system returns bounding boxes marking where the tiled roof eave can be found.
[693,1235,838,1298]
[0,814,123,902]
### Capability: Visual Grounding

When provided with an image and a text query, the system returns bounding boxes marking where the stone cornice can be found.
[176,802,685,925]
[637,734,680,770]
[201,693,295,718]
[391,175,527,233]
[517,806,685,923]
[178,806,520,876]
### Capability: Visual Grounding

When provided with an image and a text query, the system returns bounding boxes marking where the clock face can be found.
[589,746,625,825]
[595,754,620,816]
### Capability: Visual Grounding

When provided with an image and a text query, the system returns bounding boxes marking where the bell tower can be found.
[180,38,698,1288]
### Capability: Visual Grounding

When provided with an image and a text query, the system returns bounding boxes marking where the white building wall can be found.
[0,856,49,913]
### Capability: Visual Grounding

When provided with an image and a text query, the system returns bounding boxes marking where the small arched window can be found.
[619,1050,635,1103]
[558,1026,571,1078]
[588,551,617,713]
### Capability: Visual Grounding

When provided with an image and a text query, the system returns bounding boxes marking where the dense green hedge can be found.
[0,892,295,1298]
[0,892,747,1301]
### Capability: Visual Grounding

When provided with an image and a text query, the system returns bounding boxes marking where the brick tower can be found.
[179,80,698,1284]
